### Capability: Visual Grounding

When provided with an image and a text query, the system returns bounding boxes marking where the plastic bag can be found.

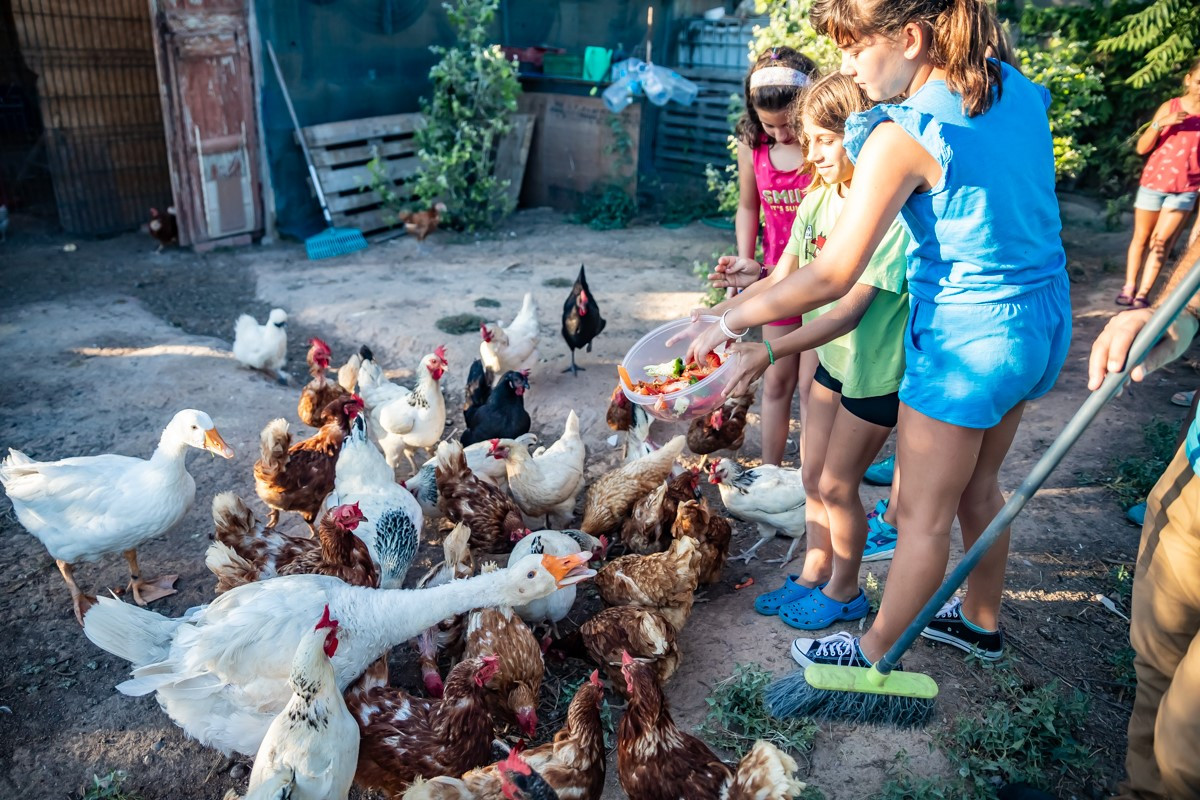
[602,58,698,113]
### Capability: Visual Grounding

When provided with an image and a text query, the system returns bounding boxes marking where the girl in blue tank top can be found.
[685,0,1072,670]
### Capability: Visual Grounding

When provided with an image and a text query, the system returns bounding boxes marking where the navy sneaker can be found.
[919,597,1004,660]
[790,631,870,668]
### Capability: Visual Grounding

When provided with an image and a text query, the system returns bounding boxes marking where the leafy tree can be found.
[412,0,521,230]
[1097,0,1200,88]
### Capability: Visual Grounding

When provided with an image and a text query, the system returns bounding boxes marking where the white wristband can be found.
[720,310,749,340]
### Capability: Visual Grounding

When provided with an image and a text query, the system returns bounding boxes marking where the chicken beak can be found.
[542,552,595,587]
[203,427,235,459]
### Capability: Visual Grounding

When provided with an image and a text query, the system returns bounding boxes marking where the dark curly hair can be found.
[735,46,820,147]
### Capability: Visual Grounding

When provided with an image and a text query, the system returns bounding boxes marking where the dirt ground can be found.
[0,198,1195,800]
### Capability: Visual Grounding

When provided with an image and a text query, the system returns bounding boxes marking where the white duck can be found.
[356,345,449,473]
[491,410,585,529]
[507,529,606,638]
[82,550,595,756]
[0,409,234,623]
[708,458,807,566]
[233,308,289,384]
[242,606,358,800]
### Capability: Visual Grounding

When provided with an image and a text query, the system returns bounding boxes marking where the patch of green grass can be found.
[573,184,637,230]
[81,771,141,800]
[1111,564,1133,600]
[474,297,501,308]
[864,570,883,613]
[542,277,574,288]
[1101,418,1177,508]
[435,313,487,335]
[698,663,817,758]
[1110,645,1137,690]
[879,667,1093,799]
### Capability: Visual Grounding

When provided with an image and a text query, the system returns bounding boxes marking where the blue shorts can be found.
[1135,186,1199,213]
[899,273,1072,429]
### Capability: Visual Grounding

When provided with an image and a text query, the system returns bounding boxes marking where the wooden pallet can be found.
[654,67,742,180]
[298,112,535,237]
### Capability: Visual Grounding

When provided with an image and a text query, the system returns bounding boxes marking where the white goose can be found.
[1,409,234,622]
[82,551,595,756]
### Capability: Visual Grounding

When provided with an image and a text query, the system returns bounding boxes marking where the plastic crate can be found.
[542,54,583,78]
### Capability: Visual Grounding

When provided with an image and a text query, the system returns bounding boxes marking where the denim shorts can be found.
[1135,186,1199,213]
[899,273,1072,430]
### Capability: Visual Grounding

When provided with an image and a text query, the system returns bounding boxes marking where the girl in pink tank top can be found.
[1122,56,1200,307]
[729,47,818,465]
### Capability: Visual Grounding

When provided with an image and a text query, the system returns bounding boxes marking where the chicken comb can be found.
[434,344,447,363]
[308,337,331,353]
[315,604,338,630]
[500,747,533,777]
[588,669,603,688]
[621,649,634,667]
[519,368,531,378]
[345,394,365,418]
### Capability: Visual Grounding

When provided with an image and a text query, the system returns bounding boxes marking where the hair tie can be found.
[770,48,779,60]
[750,67,811,90]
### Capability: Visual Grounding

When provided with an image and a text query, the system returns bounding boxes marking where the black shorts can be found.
[813,363,900,428]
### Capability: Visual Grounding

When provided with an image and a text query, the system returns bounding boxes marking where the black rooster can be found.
[561,264,606,376]
[462,370,531,445]
[463,357,492,423]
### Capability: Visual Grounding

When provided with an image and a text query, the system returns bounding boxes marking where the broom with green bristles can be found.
[767,254,1200,727]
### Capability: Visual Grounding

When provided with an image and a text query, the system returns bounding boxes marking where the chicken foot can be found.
[56,559,96,625]
[728,536,771,564]
[763,537,802,567]
[563,350,586,375]
[122,549,177,606]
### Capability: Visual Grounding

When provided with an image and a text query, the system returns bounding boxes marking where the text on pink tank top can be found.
[753,140,811,267]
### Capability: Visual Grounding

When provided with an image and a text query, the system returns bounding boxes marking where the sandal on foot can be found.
[754,576,817,615]
[779,587,870,630]
[1115,285,1135,306]
[1132,296,1150,309]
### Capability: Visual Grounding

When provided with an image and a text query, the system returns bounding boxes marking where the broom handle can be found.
[876,256,1200,677]
[265,41,335,227]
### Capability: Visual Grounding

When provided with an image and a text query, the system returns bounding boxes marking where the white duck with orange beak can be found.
[0,408,235,623]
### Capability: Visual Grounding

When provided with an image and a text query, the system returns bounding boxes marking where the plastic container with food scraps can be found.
[620,315,735,422]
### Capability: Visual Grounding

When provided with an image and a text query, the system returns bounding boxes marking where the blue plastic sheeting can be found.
[255,0,654,239]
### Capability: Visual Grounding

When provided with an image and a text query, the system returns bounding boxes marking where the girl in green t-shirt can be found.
[706,72,910,630]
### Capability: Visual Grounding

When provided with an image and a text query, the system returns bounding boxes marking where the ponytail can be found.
[810,0,1007,117]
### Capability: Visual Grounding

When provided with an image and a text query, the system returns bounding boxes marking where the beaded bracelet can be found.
[764,340,775,365]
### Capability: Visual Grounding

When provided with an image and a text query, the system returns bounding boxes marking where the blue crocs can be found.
[863,455,895,486]
[754,576,816,615]
[1125,502,1147,527]
[862,514,897,562]
[778,587,870,630]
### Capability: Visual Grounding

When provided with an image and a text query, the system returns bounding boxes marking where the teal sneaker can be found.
[1125,502,1146,527]
[862,515,897,562]
[863,455,895,486]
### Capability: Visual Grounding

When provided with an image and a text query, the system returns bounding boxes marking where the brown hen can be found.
[686,391,754,464]
[621,468,701,555]
[206,493,378,592]
[346,654,501,798]
[253,395,362,532]
[436,440,527,554]
[298,337,352,428]
[579,435,685,536]
[617,654,805,800]
[593,535,700,633]
[581,606,679,694]
[404,671,607,800]
[605,384,633,432]
[414,522,476,698]
[671,497,732,586]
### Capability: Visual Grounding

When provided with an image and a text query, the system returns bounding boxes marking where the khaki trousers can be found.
[1116,443,1200,799]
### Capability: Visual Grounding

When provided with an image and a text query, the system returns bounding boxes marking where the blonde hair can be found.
[790,73,873,189]
[810,0,1006,117]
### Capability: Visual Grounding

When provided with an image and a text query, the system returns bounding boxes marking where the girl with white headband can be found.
[718,46,819,466]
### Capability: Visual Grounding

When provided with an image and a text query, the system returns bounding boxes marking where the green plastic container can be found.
[543,53,583,78]
[582,47,613,82]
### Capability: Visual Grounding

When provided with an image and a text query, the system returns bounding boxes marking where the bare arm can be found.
[708,252,800,316]
[723,123,931,332]
[1136,101,1181,156]
[734,142,760,259]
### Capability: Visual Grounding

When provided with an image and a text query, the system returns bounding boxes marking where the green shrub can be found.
[412,0,521,231]
[81,771,140,800]
[698,663,818,757]
[574,185,637,231]
[1015,37,1105,181]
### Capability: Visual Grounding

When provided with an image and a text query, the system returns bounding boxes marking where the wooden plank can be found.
[494,114,535,212]
[317,154,420,195]
[659,115,735,134]
[325,183,415,214]
[331,205,407,235]
[302,113,424,148]
[309,137,418,167]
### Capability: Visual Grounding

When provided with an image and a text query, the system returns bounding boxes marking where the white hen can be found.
[709,458,807,566]
[356,345,448,473]
[81,552,596,756]
[480,292,539,380]
[233,309,289,384]
[329,414,423,589]
[493,410,585,529]
[403,433,538,518]
[1,409,235,622]
[243,606,358,800]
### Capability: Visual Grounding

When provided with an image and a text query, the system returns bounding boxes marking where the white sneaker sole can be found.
[919,628,1004,660]
[861,548,895,563]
